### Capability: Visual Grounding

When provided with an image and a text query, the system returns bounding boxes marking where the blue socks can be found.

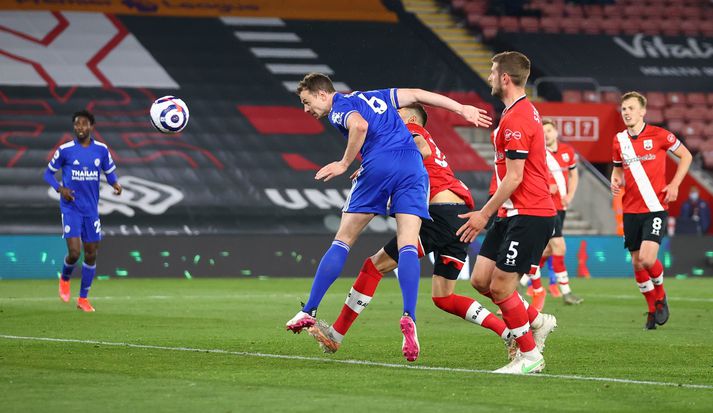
[61,257,76,281]
[302,240,350,314]
[397,245,420,321]
[80,263,96,298]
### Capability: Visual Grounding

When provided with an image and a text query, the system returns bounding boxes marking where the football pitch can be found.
[2,277,713,412]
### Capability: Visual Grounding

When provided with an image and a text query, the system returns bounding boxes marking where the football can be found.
[149,96,189,133]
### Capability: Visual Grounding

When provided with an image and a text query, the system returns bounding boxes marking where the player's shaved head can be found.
[296,73,336,95]
[402,104,428,126]
[491,51,530,87]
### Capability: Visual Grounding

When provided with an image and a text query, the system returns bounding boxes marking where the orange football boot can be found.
[76,297,95,312]
[59,279,70,303]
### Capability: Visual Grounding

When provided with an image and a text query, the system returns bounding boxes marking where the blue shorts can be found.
[344,149,430,220]
[61,211,102,243]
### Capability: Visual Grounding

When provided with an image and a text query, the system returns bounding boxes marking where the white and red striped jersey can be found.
[492,95,556,218]
[612,124,681,214]
[407,123,475,209]
[545,141,577,211]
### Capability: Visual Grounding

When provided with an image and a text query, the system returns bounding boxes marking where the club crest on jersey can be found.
[666,133,676,144]
[331,111,344,126]
[562,153,570,162]
[504,129,522,141]
[644,139,653,150]
[94,159,100,167]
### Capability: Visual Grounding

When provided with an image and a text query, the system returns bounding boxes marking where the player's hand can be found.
[562,194,572,208]
[549,184,558,194]
[460,105,493,128]
[59,187,75,201]
[112,183,122,196]
[662,183,679,203]
[611,177,621,196]
[456,210,488,243]
[316,160,348,182]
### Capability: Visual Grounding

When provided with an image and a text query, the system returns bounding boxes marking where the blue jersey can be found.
[328,88,418,163]
[47,138,116,216]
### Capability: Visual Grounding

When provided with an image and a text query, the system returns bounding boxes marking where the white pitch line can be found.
[1,334,711,390]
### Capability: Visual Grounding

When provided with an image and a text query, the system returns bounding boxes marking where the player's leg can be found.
[60,238,81,303]
[639,212,668,325]
[59,212,82,303]
[310,247,397,353]
[550,236,582,305]
[76,216,101,312]
[287,212,374,333]
[624,213,658,329]
[526,263,546,311]
[395,212,422,362]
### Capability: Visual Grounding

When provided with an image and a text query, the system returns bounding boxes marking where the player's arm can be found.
[316,112,368,182]
[396,89,492,128]
[610,165,623,196]
[663,144,693,203]
[456,158,525,242]
[44,149,74,201]
[412,133,432,159]
[101,148,122,195]
[564,166,579,207]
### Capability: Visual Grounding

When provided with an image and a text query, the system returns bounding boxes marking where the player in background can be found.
[307,104,512,356]
[44,110,122,312]
[457,51,557,374]
[611,92,691,330]
[521,119,583,310]
[287,74,492,361]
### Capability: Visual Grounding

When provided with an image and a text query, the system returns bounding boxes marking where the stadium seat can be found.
[701,151,713,169]
[564,4,584,17]
[582,90,600,103]
[661,21,681,37]
[562,90,583,103]
[666,92,685,106]
[600,18,623,35]
[540,17,561,33]
[686,107,709,122]
[679,20,700,36]
[646,108,665,124]
[645,92,667,109]
[640,20,661,35]
[602,4,619,18]
[707,93,713,107]
[499,16,520,33]
[681,7,700,20]
[560,18,581,34]
[584,5,604,17]
[664,105,686,122]
[682,121,706,137]
[581,18,603,34]
[667,119,686,134]
[684,136,703,153]
[463,1,488,14]
[620,20,642,35]
[603,91,621,104]
[663,5,683,18]
[520,17,540,33]
[686,93,707,106]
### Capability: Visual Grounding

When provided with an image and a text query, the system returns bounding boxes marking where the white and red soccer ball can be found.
[150,96,189,133]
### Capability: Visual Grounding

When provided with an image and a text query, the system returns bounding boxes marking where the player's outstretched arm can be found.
[316,112,368,182]
[663,144,693,203]
[396,89,492,128]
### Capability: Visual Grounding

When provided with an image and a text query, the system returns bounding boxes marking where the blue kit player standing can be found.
[287,73,492,361]
[44,110,122,312]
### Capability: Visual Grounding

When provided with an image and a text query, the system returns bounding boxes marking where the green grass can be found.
[1,277,713,412]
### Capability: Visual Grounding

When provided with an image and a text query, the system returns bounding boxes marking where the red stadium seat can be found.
[600,18,623,35]
[701,152,713,170]
[684,136,704,153]
[661,21,681,37]
[564,4,584,17]
[583,90,600,103]
[499,16,520,33]
[623,5,639,18]
[685,106,709,122]
[663,5,683,18]
[666,119,686,134]
[560,18,581,34]
[620,20,642,35]
[463,1,488,14]
[707,93,713,107]
[646,108,665,124]
[686,93,707,106]
[581,18,603,34]
[646,92,667,109]
[666,92,685,106]
[451,0,467,11]
[642,5,666,18]
[603,91,621,104]
[664,105,686,122]
[520,17,540,33]
[682,121,706,137]
[679,20,700,36]
[602,4,620,18]
[639,20,661,36]
[540,17,561,33]
[562,90,583,103]
[681,7,700,19]
[584,5,604,17]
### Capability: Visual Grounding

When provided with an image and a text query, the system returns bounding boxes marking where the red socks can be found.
[634,268,657,312]
[332,258,383,337]
[648,259,665,300]
[433,294,509,339]
[528,264,542,290]
[494,291,536,352]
